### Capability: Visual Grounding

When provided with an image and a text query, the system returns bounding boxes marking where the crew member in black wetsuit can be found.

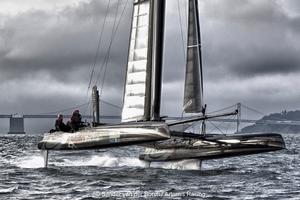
[69,110,82,131]
[55,114,70,132]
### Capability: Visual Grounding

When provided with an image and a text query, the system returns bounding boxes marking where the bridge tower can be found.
[8,116,25,134]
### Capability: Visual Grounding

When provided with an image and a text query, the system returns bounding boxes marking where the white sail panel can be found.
[183,0,204,113]
[122,0,151,122]
[138,15,149,26]
[127,71,147,84]
[133,49,148,60]
[128,61,147,72]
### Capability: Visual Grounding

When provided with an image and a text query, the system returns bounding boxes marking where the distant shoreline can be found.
[241,110,300,134]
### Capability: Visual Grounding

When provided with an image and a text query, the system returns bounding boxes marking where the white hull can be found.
[38,122,170,150]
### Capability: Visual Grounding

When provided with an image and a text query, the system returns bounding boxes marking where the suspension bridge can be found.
[0,103,299,134]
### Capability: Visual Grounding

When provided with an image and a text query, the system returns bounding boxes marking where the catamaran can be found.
[38,0,285,168]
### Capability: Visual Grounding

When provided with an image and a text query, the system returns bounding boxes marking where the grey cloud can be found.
[0,0,131,127]
[289,17,300,33]
[202,0,285,23]
[0,0,300,134]
[232,53,300,76]
[0,0,131,83]
[197,0,300,79]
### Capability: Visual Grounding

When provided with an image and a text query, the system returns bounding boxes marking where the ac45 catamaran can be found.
[38,0,285,168]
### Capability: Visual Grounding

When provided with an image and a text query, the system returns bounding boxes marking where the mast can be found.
[92,85,100,126]
[150,0,165,121]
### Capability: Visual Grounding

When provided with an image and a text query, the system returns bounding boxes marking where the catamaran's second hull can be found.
[37,122,170,150]
[139,132,285,162]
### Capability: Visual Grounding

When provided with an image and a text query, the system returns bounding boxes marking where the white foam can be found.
[152,159,202,170]
[60,155,202,170]
[15,155,45,169]
[0,187,17,194]
[60,155,146,168]
[14,152,202,170]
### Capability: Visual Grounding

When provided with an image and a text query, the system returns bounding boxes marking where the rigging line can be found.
[93,2,115,88]
[84,0,112,117]
[207,104,237,115]
[87,1,119,118]
[100,98,122,110]
[207,114,236,134]
[87,0,111,93]
[190,120,201,130]
[225,115,236,134]
[177,0,187,61]
[94,0,129,89]
[189,121,202,132]
[37,98,121,117]
[99,0,121,98]
[35,102,90,115]
[84,96,122,118]
[207,120,226,135]
[183,0,188,31]
[179,111,185,131]
[207,118,226,133]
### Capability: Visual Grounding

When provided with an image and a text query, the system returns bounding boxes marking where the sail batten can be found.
[183,0,204,114]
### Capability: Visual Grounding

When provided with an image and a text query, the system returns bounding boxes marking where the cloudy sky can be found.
[0,0,300,133]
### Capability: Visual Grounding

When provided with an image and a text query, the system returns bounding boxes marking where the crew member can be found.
[55,114,70,132]
[69,110,82,131]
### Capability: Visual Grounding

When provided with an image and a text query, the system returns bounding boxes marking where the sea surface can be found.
[0,133,299,200]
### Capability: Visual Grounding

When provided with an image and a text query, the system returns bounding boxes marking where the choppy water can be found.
[0,133,299,200]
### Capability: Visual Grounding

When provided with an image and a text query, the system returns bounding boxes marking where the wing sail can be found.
[122,0,165,122]
[122,0,152,122]
[183,0,204,113]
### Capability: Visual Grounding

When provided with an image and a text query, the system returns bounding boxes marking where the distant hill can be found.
[241,110,300,134]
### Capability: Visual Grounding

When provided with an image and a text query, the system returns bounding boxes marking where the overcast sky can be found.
[0,0,300,133]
